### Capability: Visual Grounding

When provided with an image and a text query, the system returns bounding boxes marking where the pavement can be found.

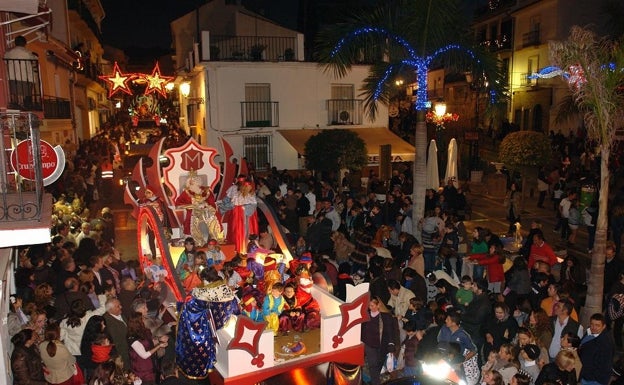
[109,180,592,265]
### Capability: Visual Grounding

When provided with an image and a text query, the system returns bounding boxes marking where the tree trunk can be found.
[412,110,427,242]
[580,145,609,325]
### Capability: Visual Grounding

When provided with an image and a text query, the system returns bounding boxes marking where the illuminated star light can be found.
[99,61,133,97]
[143,62,173,97]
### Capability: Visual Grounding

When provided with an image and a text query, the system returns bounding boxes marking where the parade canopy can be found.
[278,127,415,162]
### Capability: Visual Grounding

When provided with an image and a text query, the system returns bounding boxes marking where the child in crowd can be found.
[263,282,285,334]
[241,293,263,322]
[91,333,114,364]
[402,322,423,376]
[205,239,226,266]
[468,244,505,294]
[456,275,474,312]
[519,344,541,385]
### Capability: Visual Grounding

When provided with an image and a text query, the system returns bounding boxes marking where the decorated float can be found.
[123,137,368,385]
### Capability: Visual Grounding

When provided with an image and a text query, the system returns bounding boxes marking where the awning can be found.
[278,127,415,163]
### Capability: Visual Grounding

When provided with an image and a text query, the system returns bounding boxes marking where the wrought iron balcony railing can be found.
[4,58,43,112]
[240,102,279,128]
[42,96,71,119]
[327,99,363,126]
[0,112,44,222]
[522,30,541,47]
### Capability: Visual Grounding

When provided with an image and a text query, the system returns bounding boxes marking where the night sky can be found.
[100,0,298,52]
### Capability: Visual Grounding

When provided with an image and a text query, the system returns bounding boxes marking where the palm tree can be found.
[316,0,504,233]
[549,26,624,323]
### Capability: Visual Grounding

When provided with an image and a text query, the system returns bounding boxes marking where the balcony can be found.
[327,99,363,125]
[43,96,71,119]
[210,35,298,62]
[240,102,279,128]
[0,112,53,246]
[4,58,43,112]
[522,30,541,47]
[520,73,537,87]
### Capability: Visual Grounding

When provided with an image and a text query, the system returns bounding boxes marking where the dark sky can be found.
[100,0,298,52]
[100,0,206,50]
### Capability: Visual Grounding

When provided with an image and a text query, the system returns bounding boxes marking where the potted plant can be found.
[250,44,267,61]
[284,48,295,61]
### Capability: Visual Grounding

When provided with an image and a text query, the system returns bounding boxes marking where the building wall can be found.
[202,62,387,170]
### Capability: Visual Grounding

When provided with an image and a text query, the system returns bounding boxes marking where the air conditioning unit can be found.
[339,110,351,123]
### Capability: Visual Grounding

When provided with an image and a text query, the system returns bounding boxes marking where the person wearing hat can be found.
[205,239,226,266]
[228,180,259,253]
[241,293,262,322]
[520,344,542,384]
[139,185,170,258]
[175,173,223,246]
[294,266,321,330]
[263,256,281,295]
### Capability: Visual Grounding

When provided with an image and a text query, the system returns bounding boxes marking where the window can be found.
[244,135,272,171]
[328,84,362,125]
[243,83,274,127]
[527,55,538,86]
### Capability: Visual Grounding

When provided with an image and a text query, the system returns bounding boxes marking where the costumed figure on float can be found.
[176,266,240,379]
[226,178,259,253]
[138,185,169,258]
[175,171,224,247]
[294,266,321,330]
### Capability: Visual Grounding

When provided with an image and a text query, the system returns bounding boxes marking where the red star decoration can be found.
[99,61,133,97]
[332,292,370,348]
[143,62,173,97]
[227,315,266,359]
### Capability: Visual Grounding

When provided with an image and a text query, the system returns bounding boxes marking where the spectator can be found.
[578,313,615,385]
[535,350,577,385]
[127,311,167,385]
[10,329,47,385]
[361,297,399,385]
[548,300,583,360]
[103,297,130,370]
[39,323,78,385]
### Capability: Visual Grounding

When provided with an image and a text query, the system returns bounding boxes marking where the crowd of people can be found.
[10,121,624,385]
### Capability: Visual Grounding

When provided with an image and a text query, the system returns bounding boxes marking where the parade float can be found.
[123,137,368,385]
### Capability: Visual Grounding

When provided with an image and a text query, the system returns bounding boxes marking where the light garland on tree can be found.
[330,28,481,111]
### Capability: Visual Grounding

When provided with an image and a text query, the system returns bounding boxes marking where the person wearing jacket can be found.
[10,328,47,385]
[39,323,77,385]
[361,296,399,385]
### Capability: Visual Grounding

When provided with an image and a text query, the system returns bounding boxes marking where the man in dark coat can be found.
[103,297,130,370]
[579,313,615,385]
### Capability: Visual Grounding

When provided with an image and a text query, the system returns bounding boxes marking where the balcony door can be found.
[244,83,271,127]
[329,84,356,125]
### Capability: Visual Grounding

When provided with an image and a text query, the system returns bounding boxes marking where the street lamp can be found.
[180,82,191,98]
[434,101,447,118]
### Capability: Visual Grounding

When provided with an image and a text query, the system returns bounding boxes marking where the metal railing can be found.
[520,73,537,87]
[240,101,279,127]
[0,112,44,221]
[4,58,43,111]
[522,30,541,47]
[43,96,71,119]
[210,35,298,62]
[327,99,364,125]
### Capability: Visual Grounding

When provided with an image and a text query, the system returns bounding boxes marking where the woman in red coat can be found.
[468,244,505,294]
